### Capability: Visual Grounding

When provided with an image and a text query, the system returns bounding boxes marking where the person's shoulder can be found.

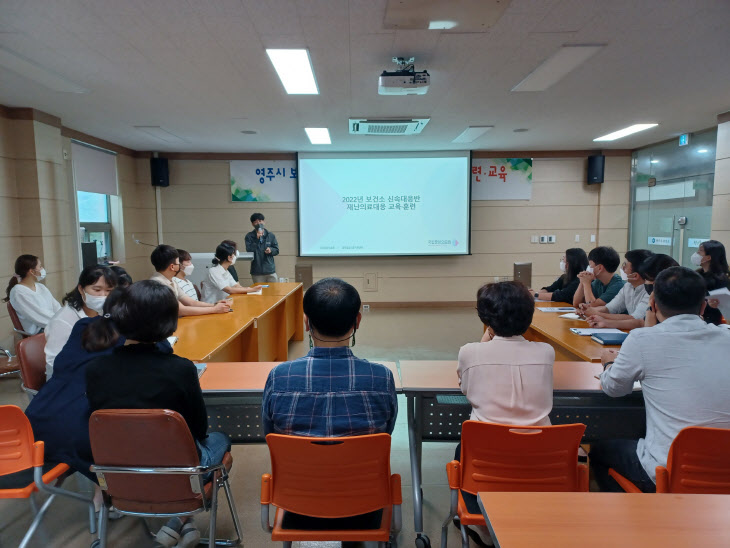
[459,341,483,356]
[528,339,555,358]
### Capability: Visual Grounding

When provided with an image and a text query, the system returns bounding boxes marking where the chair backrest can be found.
[194,284,202,301]
[659,426,730,493]
[459,421,586,493]
[266,433,393,518]
[16,333,46,392]
[0,405,35,476]
[89,409,202,511]
[6,302,25,334]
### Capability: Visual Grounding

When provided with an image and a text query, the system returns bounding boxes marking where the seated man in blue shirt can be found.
[262,277,398,437]
[590,267,730,492]
[573,245,625,309]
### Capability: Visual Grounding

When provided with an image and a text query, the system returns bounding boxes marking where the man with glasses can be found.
[150,245,229,317]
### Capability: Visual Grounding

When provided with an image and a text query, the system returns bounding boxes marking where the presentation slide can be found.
[298,152,471,257]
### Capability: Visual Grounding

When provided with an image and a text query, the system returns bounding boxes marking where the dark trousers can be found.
[589,439,656,493]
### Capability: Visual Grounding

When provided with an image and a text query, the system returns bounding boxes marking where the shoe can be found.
[155,517,184,547]
[464,524,494,547]
[174,523,201,548]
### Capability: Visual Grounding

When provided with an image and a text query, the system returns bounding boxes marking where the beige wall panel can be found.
[597,228,628,252]
[168,160,229,185]
[471,181,599,208]
[40,234,73,272]
[472,205,598,230]
[161,208,298,234]
[716,122,730,161]
[710,229,730,243]
[123,232,158,259]
[471,230,594,254]
[532,158,586,182]
[122,257,153,282]
[116,153,136,183]
[38,198,73,237]
[35,161,69,201]
[713,158,730,196]
[31,122,64,165]
[9,119,36,161]
[598,204,629,230]
[0,236,23,277]
[165,231,298,257]
[599,179,630,206]
[13,199,42,236]
[0,116,13,159]
[123,208,158,234]
[42,276,67,301]
[0,157,17,198]
[162,184,235,209]
[120,182,157,210]
[14,159,39,198]
[604,157,631,181]
[711,195,730,231]
[135,157,151,184]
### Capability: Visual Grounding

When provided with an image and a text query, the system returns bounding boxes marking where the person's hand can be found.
[601,348,619,365]
[245,285,260,292]
[587,315,607,328]
[212,302,230,314]
[578,271,595,283]
[576,303,590,317]
[708,298,720,309]
[265,247,271,254]
[645,308,657,327]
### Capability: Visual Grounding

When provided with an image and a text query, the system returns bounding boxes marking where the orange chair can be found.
[609,426,730,493]
[261,433,402,547]
[89,409,242,548]
[16,332,47,399]
[7,301,33,338]
[441,421,588,548]
[0,405,96,548]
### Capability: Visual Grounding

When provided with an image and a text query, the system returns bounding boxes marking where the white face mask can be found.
[235,250,240,258]
[83,291,106,314]
[35,267,47,282]
[230,255,237,265]
[691,252,703,266]
[586,265,594,274]
[559,260,566,273]
[619,268,628,281]
[183,264,194,276]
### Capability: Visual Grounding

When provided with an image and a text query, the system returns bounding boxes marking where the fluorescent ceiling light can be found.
[697,149,709,153]
[133,126,186,143]
[650,160,659,164]
[266,49,319,94]
[512,44,605,92]
[593,123,658,142]
[428,20,458,29]
[305,127,331,145]
[0,46,88,93]
[452,126,493,143]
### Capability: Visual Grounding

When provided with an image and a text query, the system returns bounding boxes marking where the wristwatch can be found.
[534,292,539,298]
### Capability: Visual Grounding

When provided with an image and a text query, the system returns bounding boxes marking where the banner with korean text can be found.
[471,158,533,200]
[230,160,297,202]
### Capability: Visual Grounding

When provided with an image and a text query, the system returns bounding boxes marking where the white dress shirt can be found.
[8,283,61,335]
[600,314,730,481]
[202,265,236,303]
[458,336,555,426]
[44,305,86,379]
[605,282,650,319]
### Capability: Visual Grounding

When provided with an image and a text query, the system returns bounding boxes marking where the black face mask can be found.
[644,283,654,295]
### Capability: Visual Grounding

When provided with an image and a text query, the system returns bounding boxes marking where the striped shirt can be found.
[173,277,198,300]
[262,346,398,437]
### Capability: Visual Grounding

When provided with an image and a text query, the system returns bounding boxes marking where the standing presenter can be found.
[245,213,279,284]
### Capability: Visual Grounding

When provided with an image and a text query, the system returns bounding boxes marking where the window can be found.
[77,191,112,260]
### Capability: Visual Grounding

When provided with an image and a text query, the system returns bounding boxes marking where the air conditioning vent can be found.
[349,118,430,136]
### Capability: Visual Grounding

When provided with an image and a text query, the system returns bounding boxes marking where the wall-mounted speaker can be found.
[150,157,169,187]
[587,154,605,185]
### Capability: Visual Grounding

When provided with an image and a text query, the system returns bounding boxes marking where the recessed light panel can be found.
[512,44,605,92]
[451,126,493,143]
[266,49,319,95]
[593,124,658,142]
[305,128,331,145]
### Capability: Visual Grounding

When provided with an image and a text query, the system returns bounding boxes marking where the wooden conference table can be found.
[478,492,730,548]
[199,361,401,442]
[526,301,623,362]
[172,282,303,363]
[400,360,645,547]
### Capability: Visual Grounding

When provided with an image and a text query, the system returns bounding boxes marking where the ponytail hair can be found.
[212,243,235,266]
[4,254,40,302]
[81,286,125,352]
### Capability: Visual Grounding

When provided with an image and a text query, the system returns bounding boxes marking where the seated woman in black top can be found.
[692,240,730,325]
[535,248,588,303]
[85,280,230,547]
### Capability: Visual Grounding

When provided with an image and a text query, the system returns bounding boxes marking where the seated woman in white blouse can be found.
[458,281,555,427]
[4,254,60,335]
[44,264,117,380]
[201,243,260,304]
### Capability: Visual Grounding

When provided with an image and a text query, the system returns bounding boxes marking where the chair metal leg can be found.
[282,542,293,548]
[460,525,469,548]
[97,504,109,548]
[208,480,219,546]
[222,476,243,545]
[19,493,56,548]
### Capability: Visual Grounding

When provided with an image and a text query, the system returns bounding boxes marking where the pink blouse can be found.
[457,335,554,426]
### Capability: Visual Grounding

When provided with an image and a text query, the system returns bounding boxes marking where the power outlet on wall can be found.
[364,272,378,291]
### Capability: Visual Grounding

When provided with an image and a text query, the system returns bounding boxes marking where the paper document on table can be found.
[195,363,207,378]
[708,288,730,321]
[534,298,551,302]
[166,336,178,347]
[559,313,582,320]
[570,328,624,336]
[249,288,263,295]
[537,307,576,312]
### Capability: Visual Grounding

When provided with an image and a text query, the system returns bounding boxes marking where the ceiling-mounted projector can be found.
[378,56,430,96]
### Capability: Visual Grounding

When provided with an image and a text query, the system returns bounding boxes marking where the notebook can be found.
[195,363,207,378]
[559,313,583,320]
[590,332,629,345]
[537,307,576,312]
[569,328,624,336]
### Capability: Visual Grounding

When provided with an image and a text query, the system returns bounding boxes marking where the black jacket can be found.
[244,228,279,275]
[542,276,581,303]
